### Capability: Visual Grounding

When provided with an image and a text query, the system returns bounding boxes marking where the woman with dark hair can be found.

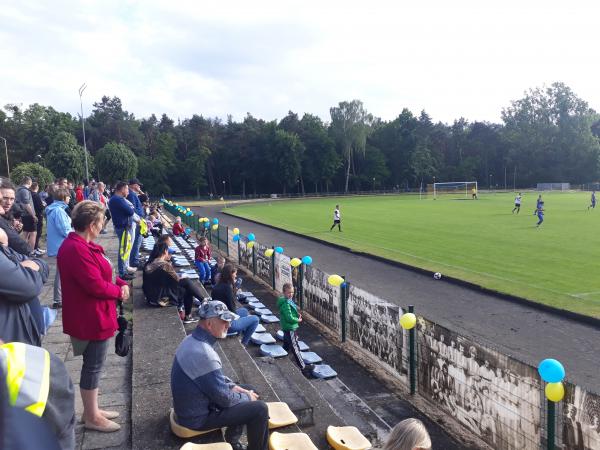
[57,200,129,433]
[142,241,205,323]
[210,264,259,346]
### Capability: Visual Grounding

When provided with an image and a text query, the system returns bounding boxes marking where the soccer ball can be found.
[433,272,442,280]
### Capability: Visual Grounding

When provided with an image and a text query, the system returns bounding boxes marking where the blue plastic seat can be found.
[247,302,265,310]
[298,341,309,351]
[226,331,239,337]
[259,344,288,358]
[300,352,322,364]
[250,333,276,345]
[275,330,284,341]
[312,364,337,379]
[254,324,267,333]
[261,315,280,324]
[254,308,273,316]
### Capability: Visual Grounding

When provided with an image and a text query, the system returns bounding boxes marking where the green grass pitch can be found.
[224,192,600,318]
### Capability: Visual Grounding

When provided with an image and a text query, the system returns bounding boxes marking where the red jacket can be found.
[75,187,84,203]
[172,222,185,236]
[195,244,211,262]
[57,232,126,340]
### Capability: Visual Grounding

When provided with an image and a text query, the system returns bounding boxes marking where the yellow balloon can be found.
[327,274,344,287]
[247,241,255,249]
[212,224,218,230]
[264,248,274,257]
[198,218,202,223]
[290,258,302,267]
[400,313,417,330]
[545,382,565,402]
[233,227,240,235]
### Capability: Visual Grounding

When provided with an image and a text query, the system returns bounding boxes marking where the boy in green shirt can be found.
[277,283,314,377]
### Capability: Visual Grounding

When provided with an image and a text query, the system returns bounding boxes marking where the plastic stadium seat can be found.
[267,402,298,429]
[254,324,267,333]
[326,425,372,450]
[239,291,254,297]
[261,315,280,324]
[298,341,309,351]
[180,443,232,450]
[169,409,218,438]
[259,344,288,358]
[254,308,273,316]
[276,330,284,341]
[226,331,239,337]
[250,332,276,345]
[312,364,337,379]
[300,352,322,364]
[269,432,318,450]
[247,302,265,310]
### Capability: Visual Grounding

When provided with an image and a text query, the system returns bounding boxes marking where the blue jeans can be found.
[129,223,142,267]
[195,261,212,282]
[115,227,127,276]
[229,308,259,345]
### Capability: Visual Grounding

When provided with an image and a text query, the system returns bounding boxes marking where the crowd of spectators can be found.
[1,172,431,450]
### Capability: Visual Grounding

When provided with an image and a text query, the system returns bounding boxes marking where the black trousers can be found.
[201,399,269,450]
[282,330,305,369]
[34,215,43,249]
[178,278,205,315]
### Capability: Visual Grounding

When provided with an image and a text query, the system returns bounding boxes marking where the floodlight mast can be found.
[79,83,89,182]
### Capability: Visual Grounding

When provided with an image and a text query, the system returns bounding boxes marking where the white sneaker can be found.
[35,248,46,255]
[126,266,137,273]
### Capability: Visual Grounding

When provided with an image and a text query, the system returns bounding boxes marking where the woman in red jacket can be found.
[58,200,130,433]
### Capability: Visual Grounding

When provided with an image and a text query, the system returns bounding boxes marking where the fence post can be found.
[252,245,257,276]
[298,264,304,309]
[409,304,416,395]
[237,240,241,265]
[547,399,555,450]
[340,276,347,342]
[271,246,276,290]
[225,227,229,256]
[216,226,221,250]
[208,227,212,243]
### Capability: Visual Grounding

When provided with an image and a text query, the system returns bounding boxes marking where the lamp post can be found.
[489,174,493,192]
[0,136,9,178]
[372,177,375,191]
[78,83,89,182]
[222,180,226,196]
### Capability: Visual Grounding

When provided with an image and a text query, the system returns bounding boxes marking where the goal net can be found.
[431,181,478,199]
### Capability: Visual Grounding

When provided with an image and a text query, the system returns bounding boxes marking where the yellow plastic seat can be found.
[326,425,372,450]
[267,402,298,429]
[269,431,318,450]
[180,444,232,450]
[170,409,218,438]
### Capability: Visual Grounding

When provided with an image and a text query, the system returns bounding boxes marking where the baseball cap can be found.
[198,300,239,322]
[128,178,143,187]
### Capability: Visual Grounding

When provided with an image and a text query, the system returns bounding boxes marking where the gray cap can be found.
[198,300,239,322]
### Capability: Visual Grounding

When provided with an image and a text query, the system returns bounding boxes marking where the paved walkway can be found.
[194,202,600,393]
[40,229,132,450]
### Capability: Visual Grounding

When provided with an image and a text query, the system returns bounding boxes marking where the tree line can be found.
[1,82,599,196]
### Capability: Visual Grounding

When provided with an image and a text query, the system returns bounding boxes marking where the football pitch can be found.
[225,192,600,318]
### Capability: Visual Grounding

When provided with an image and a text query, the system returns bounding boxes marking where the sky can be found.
[1,0,598,125]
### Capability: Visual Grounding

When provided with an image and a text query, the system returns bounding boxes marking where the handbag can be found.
[115,301,131,357]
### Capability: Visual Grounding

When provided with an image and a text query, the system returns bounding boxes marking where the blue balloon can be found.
[275,246,284,254]
[185,228,191,235]
[301,256,313,265]
[233,235,240,242]
[247,233,255,242]
[212,218,219,224]
[186,211,192,216]
[538,359,565,383]
[341,282,347,288]
[204,221,210,228]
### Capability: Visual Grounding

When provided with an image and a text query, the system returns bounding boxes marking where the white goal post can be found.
[432,181,478,198]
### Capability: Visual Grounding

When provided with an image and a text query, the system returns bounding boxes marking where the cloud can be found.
[0,0,599,125]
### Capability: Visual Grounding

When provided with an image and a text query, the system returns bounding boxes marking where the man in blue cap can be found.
[171,300,269,450]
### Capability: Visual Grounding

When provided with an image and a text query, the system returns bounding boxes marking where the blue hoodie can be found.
[46,201,72,257]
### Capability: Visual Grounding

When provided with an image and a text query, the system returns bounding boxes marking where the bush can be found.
[10,162,55,188]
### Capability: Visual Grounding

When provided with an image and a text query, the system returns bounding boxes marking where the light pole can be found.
[222,180,226,196]
[489,174,493,192]
[0,136,9,178]
[372,177,375,191]
[78,83,89,182]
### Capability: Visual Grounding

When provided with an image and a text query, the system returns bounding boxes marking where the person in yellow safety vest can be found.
[0,341,75,450]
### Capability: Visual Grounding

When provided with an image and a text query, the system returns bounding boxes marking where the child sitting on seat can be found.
[172,216,185,236]
[194,236,212,283]
[277,283,314,378]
